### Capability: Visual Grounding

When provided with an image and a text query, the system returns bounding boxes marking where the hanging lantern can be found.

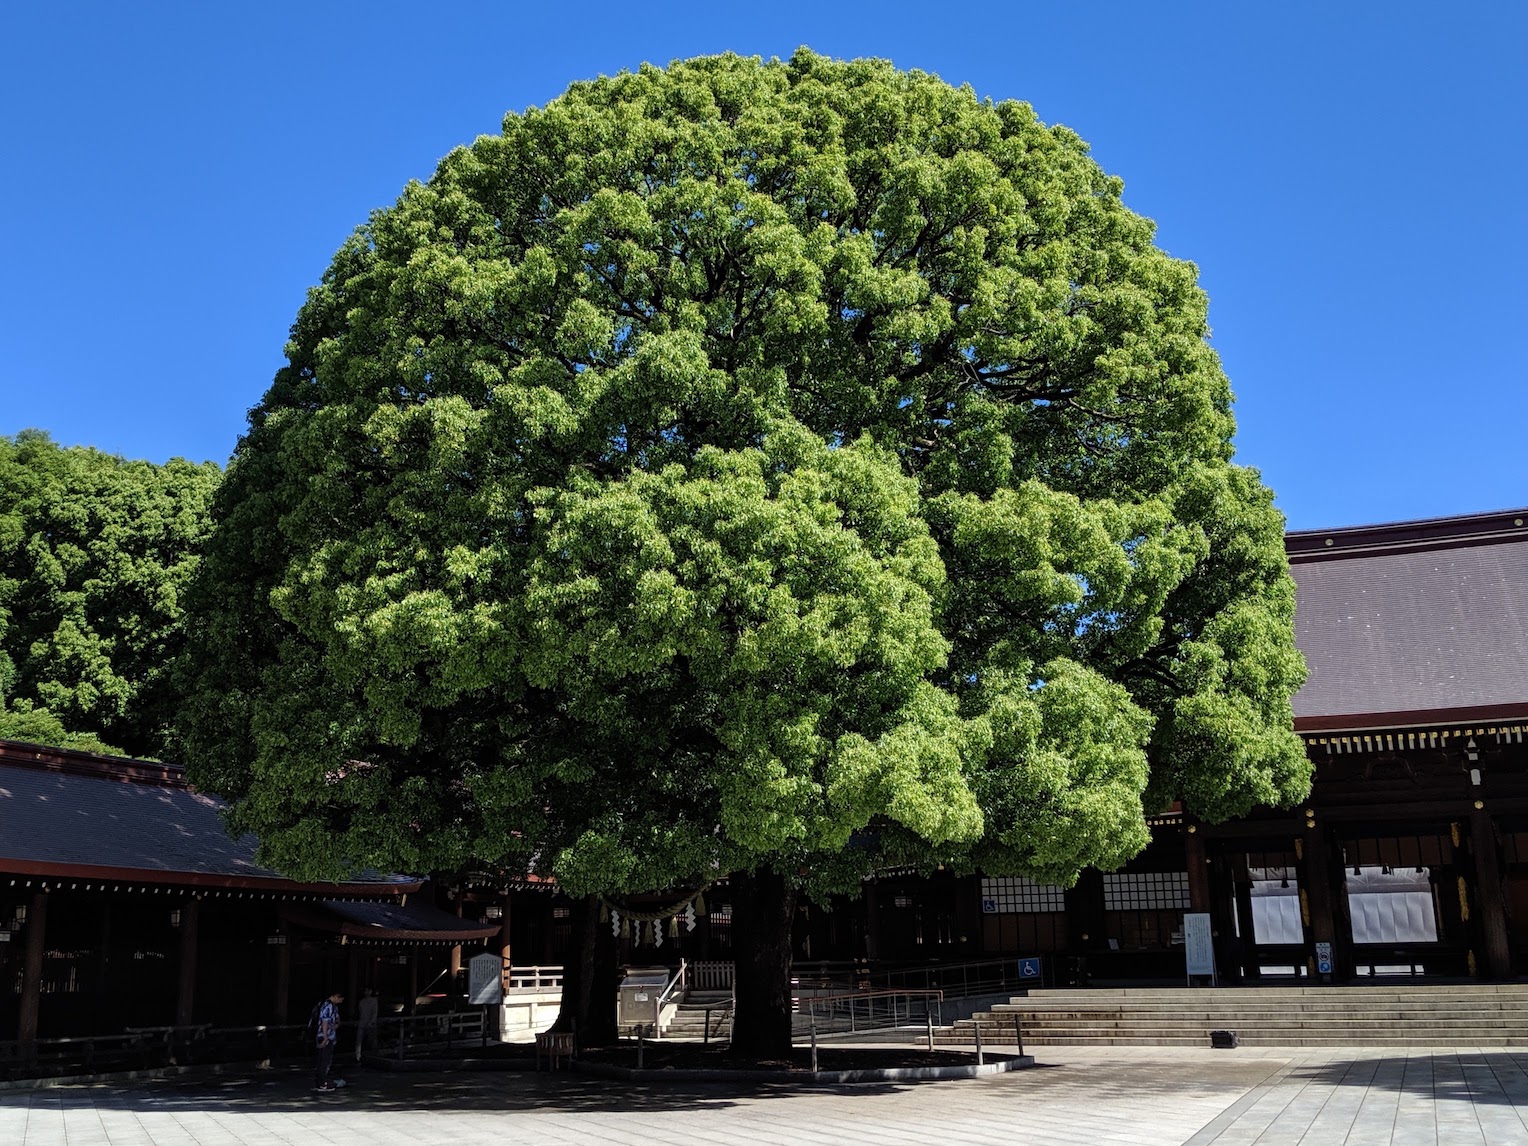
[694,892,706,917]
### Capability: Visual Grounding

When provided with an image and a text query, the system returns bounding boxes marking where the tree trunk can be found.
[728,868,798,1059]
[550,895,619,1047]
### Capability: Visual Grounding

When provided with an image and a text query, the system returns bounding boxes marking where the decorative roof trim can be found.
[1303,722,1527,756]
[1294,702,1528,734]
[0,857,419,897]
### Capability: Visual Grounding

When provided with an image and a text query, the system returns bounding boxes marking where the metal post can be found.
[637,1024,645,1070]
[810,1014,819,1075]
[1014,1012,1024,1057]
[926,1011,934,1051]
[850,997,856,1032]
[974,1020,983,1066]
[703,1007,711,1046]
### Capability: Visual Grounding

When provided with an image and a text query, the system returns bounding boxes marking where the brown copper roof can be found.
[1287,509,1528,731]
[0,739,418,896]
[281,899,502,944]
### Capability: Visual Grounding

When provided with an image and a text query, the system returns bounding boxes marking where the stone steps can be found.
[660,990,733,1041]
[931,986,1528,1048]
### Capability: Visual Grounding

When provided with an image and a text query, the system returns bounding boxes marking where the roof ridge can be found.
[1287,508,1528,562]
[0,737,188,787]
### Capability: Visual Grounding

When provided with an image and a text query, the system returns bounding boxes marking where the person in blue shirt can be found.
[314,991,345,1092]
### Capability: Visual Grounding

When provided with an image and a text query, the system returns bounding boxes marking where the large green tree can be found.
[0,431,221,757]
[178,50,1307,1055]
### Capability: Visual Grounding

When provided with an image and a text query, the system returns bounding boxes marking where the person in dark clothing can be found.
[313,991,345,1092]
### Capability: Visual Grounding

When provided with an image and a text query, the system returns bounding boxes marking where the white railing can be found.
[507,965,563,992]
[690,960,734,990]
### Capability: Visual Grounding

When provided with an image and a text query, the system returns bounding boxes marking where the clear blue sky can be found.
[2,2,1523,530]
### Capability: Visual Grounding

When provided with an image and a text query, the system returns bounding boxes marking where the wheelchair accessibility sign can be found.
[1017,956,1043,980]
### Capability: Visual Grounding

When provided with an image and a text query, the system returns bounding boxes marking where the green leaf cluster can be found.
[178,50,1307,892]
[0,431,221,757]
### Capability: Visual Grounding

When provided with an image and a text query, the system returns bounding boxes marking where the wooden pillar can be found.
[95,901,114,1026]
[1206,846,1240,983]
[449,897,464,994]
[1300,820,1339,983]
[175,897,200,1028]
[407,951,419,1014]
[273,935,291,1024]
[1231,852,1259,981]
[17,891,48,1050]
[863,880,880,960]
[346,947,361,1015]
[1064,868,1106,949]
[498,891,513,993]
[1469,803,1513,980]
[1185,825,1212,912]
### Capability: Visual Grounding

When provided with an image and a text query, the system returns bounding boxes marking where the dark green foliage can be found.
[0,431,221,757]
[179,49,1307,899]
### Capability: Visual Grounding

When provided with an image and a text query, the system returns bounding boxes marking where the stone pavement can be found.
[3,1044,1528,1145]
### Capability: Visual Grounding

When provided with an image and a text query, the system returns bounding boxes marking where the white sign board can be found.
[1183,912,1216,981]
[468,952,504,1005]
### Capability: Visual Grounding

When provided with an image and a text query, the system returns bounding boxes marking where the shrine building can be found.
[5,506,1528,1049]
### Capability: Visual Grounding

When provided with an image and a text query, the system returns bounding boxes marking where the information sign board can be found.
[1183,912,1216,981]
[468,952,504,1005]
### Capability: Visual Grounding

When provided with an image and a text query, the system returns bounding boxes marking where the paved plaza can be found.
[4,1044,1528,1145]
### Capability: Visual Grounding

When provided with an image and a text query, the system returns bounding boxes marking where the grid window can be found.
[980,876,1066,914]
[1103,872,1190,911]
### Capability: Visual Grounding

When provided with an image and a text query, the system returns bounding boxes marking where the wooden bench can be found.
[534,1030,575,1071]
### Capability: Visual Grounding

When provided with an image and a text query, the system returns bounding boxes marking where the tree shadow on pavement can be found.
[1275,1051,1528,1108]
[0,1063,942,1116]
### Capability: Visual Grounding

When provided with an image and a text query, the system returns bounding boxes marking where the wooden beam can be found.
[17,890,48,1050]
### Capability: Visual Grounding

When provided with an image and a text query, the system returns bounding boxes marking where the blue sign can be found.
[981,897,998,914]
[1017,956,1042,980]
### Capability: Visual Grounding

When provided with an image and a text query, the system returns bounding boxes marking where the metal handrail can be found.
[799,987,946,1035]
[804,987,945,1006]
[656,959,688,1009]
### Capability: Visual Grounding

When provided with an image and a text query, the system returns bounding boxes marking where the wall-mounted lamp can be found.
[266,934,287,946]
[1470,767,1482,786]
[483,905,503,920]
[169,909,181,928]
[14,905,27,925]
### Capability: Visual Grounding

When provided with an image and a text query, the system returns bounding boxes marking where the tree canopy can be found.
[179,48,1307,942]
[0,431,221,757]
